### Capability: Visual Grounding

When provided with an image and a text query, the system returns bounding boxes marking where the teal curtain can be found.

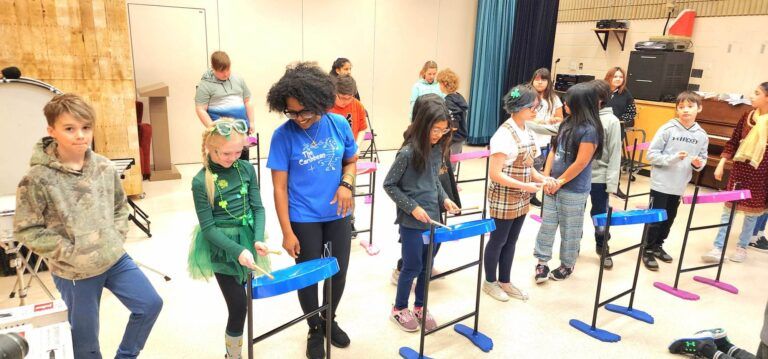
[467,0,516,145]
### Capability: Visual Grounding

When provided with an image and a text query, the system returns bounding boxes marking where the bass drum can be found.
[0,78,62,196]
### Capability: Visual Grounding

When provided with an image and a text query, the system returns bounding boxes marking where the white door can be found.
[128,4,209,164]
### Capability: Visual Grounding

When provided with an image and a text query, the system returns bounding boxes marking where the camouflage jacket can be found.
[13,137,129,280]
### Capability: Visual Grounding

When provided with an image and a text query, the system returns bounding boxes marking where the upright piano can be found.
[695,99,753,189]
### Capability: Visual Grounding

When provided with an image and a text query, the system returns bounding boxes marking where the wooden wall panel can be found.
[0,0,141,195]
[559,0,768,22]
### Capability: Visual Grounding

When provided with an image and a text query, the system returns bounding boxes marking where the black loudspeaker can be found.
[555,74,595,92]
[626,51,694,102]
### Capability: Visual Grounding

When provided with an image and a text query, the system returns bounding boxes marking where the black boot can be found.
[306,325,325,359]
[320,318,350,348]
[530,196,542,207]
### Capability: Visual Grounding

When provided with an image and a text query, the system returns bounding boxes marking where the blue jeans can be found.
[53,254,163,359]
[713,207,760,250]
[589,183,609,247]
[753,213,768,236]
[395,226,438,309]
[534,189,590,268]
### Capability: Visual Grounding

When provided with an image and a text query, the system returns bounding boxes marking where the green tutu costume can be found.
[188,159,270,283]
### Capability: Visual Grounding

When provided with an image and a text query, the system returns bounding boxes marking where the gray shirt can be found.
[383,144,448,230]
[647,119,709,196]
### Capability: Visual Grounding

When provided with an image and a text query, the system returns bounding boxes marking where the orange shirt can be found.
[330,98,368,139]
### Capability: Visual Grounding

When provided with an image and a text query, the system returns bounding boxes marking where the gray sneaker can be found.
[391,307,419,332]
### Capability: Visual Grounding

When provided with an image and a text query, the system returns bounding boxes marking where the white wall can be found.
[127,0,478,164]
[552,16,768,97]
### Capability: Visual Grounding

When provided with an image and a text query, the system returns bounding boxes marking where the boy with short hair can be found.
[643,91,709,270]
[14,93,163,359]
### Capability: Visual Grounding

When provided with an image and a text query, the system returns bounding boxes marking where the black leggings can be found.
[214,273,247,337]
[291,216,351,327]
[483,216,525,283]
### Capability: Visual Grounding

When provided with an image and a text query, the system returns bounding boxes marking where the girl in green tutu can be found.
[188,117,270,359]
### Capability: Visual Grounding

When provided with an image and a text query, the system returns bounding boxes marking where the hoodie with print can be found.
[194,69,252,128]
[647,119,709,196]
[13,137,129,280]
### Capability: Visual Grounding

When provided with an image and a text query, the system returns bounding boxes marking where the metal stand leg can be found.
[134,260,172,281]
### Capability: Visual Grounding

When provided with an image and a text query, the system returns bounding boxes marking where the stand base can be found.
[530,214,542,223]
[605,304,654,324]
[569,319,621,342]
[454,324,493,352]
[364,195,372,204]
[359,240,380,255]
[693,276,738,294]
[653,282,700,300]
[399,347,433,359]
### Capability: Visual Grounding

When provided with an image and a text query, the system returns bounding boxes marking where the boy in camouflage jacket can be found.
[14,94,163,359]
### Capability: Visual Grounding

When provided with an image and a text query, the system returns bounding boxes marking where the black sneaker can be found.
[530,196,542,207]
[615,188,628,200]
[652,246,673,263]
[642,251,659,271]
[549,265,574,281]
[596,246,613,269]
[534,264,550,284]
[320,319,350,348]
[668,337,718,357]
[749,236,768,252]
[350,221,357,240]
[306,325,325,359]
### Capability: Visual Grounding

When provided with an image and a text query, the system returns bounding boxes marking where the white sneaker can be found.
[729,247,747,263]
[702,248,726,263]
[390,268,400,286]
[482,281,509,302]
[500,282,530,301]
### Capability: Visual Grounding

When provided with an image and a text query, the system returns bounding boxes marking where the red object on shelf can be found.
[668,9,696,37]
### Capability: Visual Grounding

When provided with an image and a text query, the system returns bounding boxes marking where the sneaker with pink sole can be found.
[391,307,419,332]
[413,306,437,332]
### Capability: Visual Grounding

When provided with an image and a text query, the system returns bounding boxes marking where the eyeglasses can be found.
[211,120,247,136]
[431,127,451,135]
[283,109,316,120]
[524,102,542,112]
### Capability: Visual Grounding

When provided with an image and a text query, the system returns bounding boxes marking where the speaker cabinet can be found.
[627,51,694,102]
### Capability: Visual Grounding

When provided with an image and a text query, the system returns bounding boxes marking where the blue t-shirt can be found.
[550,124,598,193]
[266,113,357,222]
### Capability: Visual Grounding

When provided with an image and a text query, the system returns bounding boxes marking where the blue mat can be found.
[605,304,654,324]
[569,319,621,342]
[399,347,433,359]
[454,324,493,352]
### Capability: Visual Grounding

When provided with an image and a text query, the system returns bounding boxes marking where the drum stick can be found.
[457,205,479,211]
[267,249,282,255]
[429,219,452,230]
[252,264,274,280]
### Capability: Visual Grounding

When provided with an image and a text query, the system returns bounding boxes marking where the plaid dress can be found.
[488,122,537,219]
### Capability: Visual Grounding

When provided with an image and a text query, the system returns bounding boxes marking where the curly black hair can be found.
[266,62,336,114]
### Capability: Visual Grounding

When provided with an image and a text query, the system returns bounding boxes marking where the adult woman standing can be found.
[604,66,636,198]
[266,62,357,359]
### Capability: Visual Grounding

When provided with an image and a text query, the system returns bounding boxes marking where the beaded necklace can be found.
[210,161,254,226]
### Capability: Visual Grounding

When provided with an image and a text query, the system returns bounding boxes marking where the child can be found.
[483,85,555,302]
[188,118,270,359]
[528,68,564,207]
[643,91,709,270]
[587,80,623,269]
[704,82,768,263]
[14,93,163,359]
[409,61,444,116]
[534,83,604,283]
[384,93,459,332]
[436,68,469,155]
